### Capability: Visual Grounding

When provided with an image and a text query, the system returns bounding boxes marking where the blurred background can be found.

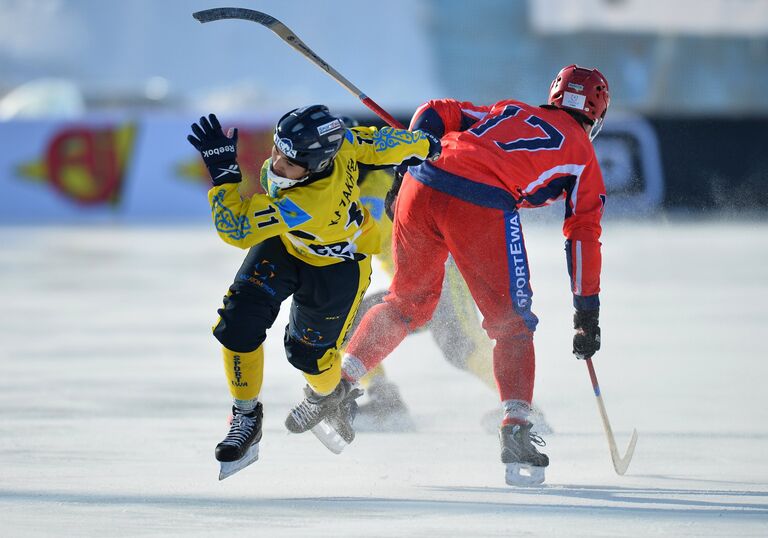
[0,0,766,222]
[1,5,767,533]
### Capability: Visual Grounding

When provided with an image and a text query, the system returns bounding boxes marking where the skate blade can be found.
[310,419,348,454]
[505,463,545,486]
[218,443,259,481]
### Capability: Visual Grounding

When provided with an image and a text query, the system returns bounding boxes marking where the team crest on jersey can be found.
[275,135,298,158]
[211,190,252,240]
[373,127,420,151]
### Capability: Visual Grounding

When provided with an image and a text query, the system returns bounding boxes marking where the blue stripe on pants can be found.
[504,210,539,332]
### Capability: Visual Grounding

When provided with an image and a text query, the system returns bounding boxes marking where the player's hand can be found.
[187,113,242,186]
[415,130,442,161]
[573,309,601,360]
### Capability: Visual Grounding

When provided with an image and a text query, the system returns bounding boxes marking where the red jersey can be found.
[408,98,606,309]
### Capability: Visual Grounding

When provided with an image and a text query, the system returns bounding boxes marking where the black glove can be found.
[385,165,406,220]
[573,309,601,360]
[187,113,242,186]
[416,129,442,161]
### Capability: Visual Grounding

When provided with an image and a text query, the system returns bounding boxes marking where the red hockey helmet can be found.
[548,65,610,140]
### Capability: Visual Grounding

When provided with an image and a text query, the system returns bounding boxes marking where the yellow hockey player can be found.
[187,106,441,479]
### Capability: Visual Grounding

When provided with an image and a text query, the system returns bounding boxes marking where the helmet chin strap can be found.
[589,117,604,141]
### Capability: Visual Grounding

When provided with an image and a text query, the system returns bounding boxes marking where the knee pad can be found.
[212,288,276,353]
[284,331,335,375]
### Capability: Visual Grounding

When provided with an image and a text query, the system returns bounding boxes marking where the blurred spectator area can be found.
[0,0,766,117]
[428,0,768,115]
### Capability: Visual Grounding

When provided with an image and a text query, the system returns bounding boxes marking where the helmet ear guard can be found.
[548,65,610,139]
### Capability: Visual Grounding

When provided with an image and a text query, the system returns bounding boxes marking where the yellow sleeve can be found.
[349,126,431,167]
[207,183,314,249]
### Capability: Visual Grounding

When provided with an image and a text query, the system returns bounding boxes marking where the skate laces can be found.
[529,432,546,447]
[221,412,256,447]
[289,385,341,429]
[289,400,323,430]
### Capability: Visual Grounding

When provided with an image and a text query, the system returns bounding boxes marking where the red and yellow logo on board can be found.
[177,127,274,196]
[18,124,136,205]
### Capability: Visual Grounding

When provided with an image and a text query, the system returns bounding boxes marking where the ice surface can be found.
[1,221,767,537]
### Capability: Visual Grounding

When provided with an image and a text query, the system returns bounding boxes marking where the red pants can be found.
[346,174,538,403]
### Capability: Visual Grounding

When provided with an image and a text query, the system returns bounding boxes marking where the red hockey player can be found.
[341,65,610,486]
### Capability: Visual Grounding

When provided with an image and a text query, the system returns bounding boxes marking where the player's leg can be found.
[342,175,449,383]
[352,170,395,396]
[438,200,547,485]
[429,256,496,388]
[345,289,415,431]
[211,237,299,479]
[439,203,538,415]
[434,257,552,433]
[282,255,371,453]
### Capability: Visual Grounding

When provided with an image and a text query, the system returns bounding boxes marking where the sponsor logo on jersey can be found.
[308,240,356,260]
[317,119,342,135]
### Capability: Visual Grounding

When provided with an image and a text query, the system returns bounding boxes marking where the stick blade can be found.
[612,428,638,475]
[193,8,277,26]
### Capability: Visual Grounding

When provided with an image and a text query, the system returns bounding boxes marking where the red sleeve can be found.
[409,99,492,137]
[563,154,606,310]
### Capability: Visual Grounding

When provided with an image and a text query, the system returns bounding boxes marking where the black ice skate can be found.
[481,403,553,435]
[215,403,263,480]
[285,379,363,454]
[355,380,416,432]
[499,422,549,486]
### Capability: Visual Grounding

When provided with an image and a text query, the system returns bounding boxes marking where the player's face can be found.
[271,146,309,180]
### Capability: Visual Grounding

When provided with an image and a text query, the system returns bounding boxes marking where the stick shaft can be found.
[585,358,638,475]
[193,8,404,128]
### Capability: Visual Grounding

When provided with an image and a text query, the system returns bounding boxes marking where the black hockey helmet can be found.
[273,104,346,174]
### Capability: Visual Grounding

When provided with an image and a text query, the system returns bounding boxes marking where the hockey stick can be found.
[585,358,638,475]
[192,8,405,129]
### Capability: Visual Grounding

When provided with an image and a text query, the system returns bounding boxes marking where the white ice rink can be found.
[1,220,767,537]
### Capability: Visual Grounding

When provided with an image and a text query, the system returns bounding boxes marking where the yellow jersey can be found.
[207,126,431,266]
